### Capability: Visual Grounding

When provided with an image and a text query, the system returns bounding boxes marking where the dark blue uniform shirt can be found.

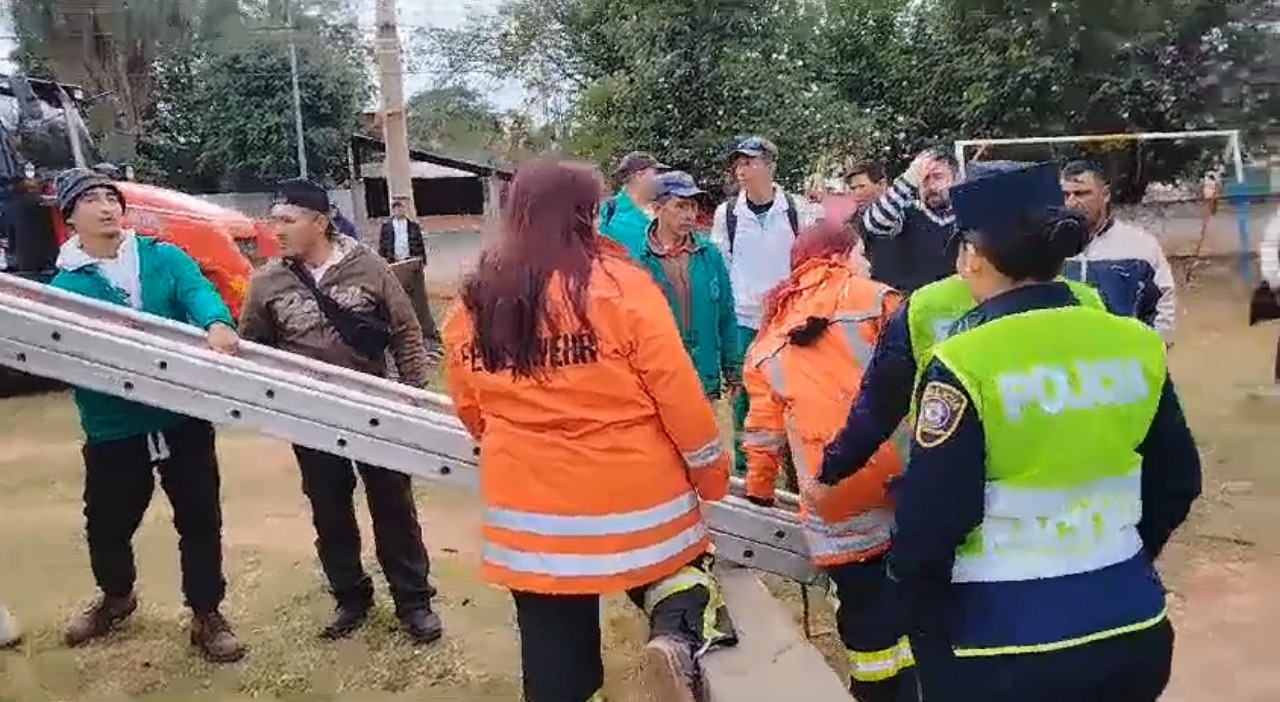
[889,281,1202,651]
[818,298,917,485]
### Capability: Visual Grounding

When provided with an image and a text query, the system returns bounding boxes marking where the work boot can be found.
[190,609,247,663]
[64,592,138,647]
[398,607,443,646]
[642,635,704,702]
[0,605,21,649]
[319,601,370,640]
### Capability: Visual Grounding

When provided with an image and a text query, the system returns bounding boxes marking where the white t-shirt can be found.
[308,241,346,283]
[94,235,142,309]
[392,218,410,262]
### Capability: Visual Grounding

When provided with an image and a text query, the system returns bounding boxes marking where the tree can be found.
[421,0,873,189]
[819,0,1279,199]
[9,0,208,161]
[138,1,370,191]
[405,85,502,157]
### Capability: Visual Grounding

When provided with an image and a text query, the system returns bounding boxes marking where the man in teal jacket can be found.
[635,171,741,398]
[48,169,247,663]
[599,151,665,257]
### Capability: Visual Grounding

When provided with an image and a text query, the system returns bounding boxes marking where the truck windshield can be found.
[0,77,100,178]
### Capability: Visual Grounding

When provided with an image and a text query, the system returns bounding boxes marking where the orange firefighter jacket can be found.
[442,253,730,595]
[742,258,907,568]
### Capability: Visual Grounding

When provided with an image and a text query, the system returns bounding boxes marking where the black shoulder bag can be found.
[285,259,392,360]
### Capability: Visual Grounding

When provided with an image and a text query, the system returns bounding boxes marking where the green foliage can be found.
[9,0,369,192]
[406,85,502,157]
[426,0,1277,200]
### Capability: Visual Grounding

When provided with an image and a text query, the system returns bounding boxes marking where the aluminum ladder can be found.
[0,271,817,583]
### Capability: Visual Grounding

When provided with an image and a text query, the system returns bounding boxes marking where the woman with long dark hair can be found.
[442,158,735,702]
[740,218,916,701]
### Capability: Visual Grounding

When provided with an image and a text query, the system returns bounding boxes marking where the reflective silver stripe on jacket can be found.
[684,439,725,471]
[757,295,902,558]
[485,492,699,537]
[483,521,708,578]
[482,491,707,578]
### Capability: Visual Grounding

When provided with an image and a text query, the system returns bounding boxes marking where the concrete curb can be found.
[703,566,849,701]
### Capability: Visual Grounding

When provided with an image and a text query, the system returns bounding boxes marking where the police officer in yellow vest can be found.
[816,193,1106,484]
[891,162,1202,702]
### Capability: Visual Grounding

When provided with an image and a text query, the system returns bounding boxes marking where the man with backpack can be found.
[599,151,666,256]
[710,136,814,476]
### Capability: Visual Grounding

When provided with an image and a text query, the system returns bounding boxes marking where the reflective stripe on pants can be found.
[827,557,918,702]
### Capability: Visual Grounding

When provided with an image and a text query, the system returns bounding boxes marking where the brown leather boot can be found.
[190,610,247,663]
[642,635,703,702]
[64,592,138,647]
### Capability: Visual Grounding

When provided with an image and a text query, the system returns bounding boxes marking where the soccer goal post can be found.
[953,129,1255,280]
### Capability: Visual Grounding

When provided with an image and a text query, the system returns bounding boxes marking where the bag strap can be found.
[284,258,352,331]
[784,193,800,236]
[726,204,738,254]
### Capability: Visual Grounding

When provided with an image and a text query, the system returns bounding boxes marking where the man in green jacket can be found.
[48,169,246,663]
[636,171,741,398]
[599,151,665,257]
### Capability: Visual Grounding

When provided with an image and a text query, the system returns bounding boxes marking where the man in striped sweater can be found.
[861,148,961,293]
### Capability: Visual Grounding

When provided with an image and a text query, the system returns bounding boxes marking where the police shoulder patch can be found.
[914,381,968,448]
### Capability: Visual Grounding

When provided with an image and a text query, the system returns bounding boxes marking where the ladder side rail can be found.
[0,273,455,413]
[1,280,805,506]
[0,338,817,580]
[0,275,820,576]
[728,476,801,509]
[704,498,808,561]
[710,533,820,584]
[0,303,477,455]
[0,337,479,487]
[0,293,462,429]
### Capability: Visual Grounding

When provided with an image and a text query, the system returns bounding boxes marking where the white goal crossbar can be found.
[954,129,1256,280]
[954,129,1245,183]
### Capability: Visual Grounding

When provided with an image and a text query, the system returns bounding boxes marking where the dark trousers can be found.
[914,618,1174,702]
[511,556,734,702]
[82,419,226,612]
[828,557,918,702]
[389,257,441,344]
[1273,332,1279,382]
[292,446,435,614]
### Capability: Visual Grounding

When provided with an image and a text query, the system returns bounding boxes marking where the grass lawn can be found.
[1,264,1278,699]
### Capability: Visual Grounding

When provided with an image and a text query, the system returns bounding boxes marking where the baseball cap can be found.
[653,171,708,202]
[612,151,668,183]
[273,178,331,214]
[951,162,1063,247]
[730,136,778,160]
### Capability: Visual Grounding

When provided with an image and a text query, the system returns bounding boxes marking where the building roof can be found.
[350,134,513,180]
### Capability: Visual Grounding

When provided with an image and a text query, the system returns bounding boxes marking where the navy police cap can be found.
[950,161,1064,246]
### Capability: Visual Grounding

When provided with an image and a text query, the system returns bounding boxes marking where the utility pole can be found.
[286,0,309,178]
[375,0,414,211]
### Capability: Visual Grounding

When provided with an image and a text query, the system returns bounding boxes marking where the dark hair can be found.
[460,158,606,380]
[1062,159,1108,183]
[846,159,885,184]
[921,145,959,170]
[976,207,1089,282]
